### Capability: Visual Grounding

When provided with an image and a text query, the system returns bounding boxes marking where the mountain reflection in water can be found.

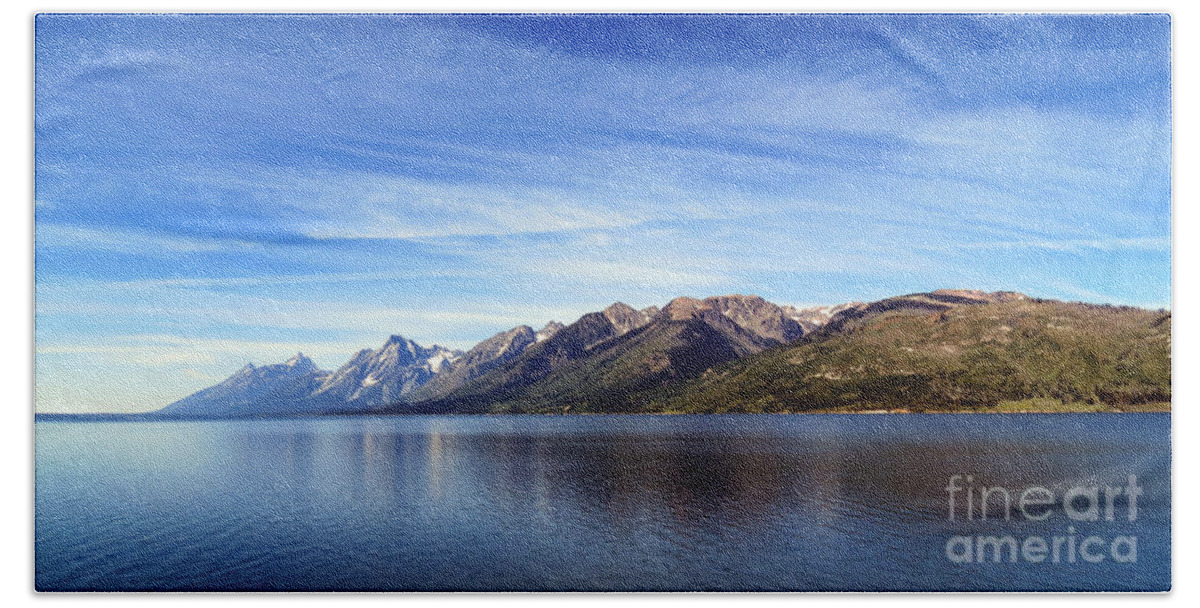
[36,414,1169,591]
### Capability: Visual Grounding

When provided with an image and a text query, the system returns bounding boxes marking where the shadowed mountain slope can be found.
[407,325,538,402]
[156,354,329,418]
[398,295,808,414]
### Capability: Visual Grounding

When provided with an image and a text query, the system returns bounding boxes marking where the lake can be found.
[35,413,1170,591]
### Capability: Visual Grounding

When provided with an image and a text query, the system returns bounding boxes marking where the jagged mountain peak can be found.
[285,352,317,371]
[407,325,540,402]
[303,334,464,409]
[373,335,462,368]
[466,325,535,355]
[660,296,706,320]
[536,321,565,342]
[603,301,655,335]
[704,294,805,343]
[657,294,803,343]
[384,334,429,347]
[159,352,329,418]
[506,325,537,343]
[708,293,764,303]
[702,294,768,315]
[603,301,637,315]
[377,334,459,356]
[379,334,419,358]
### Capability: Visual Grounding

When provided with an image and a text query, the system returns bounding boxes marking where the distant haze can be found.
[34,14,1171,413]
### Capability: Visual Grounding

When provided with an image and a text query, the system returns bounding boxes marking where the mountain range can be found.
[154,290,1171,418]
[158,335,462,417]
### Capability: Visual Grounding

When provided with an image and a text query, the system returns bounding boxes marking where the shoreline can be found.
[35,405,1171,422]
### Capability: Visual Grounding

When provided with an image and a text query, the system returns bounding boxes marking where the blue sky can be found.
[34,14,1171,413]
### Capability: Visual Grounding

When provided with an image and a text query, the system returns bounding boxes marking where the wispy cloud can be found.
[918,236,1171,254]
[102,270,471,290]
[36,276,591,349]
[36,224,261,254]
[538,259,730,291]
[36,334,362,367]
[33,14,1171,413]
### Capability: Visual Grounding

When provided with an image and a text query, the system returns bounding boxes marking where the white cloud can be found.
[931,236,1170,254]
[538,259,728,290]
[36,224,261,254]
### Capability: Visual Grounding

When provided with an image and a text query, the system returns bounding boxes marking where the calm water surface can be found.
[35,414,1169,591]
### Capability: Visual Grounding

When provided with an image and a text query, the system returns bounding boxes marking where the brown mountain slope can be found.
[653,292,1171,413]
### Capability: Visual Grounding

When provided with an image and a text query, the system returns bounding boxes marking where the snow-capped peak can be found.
[426,350,456,373]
